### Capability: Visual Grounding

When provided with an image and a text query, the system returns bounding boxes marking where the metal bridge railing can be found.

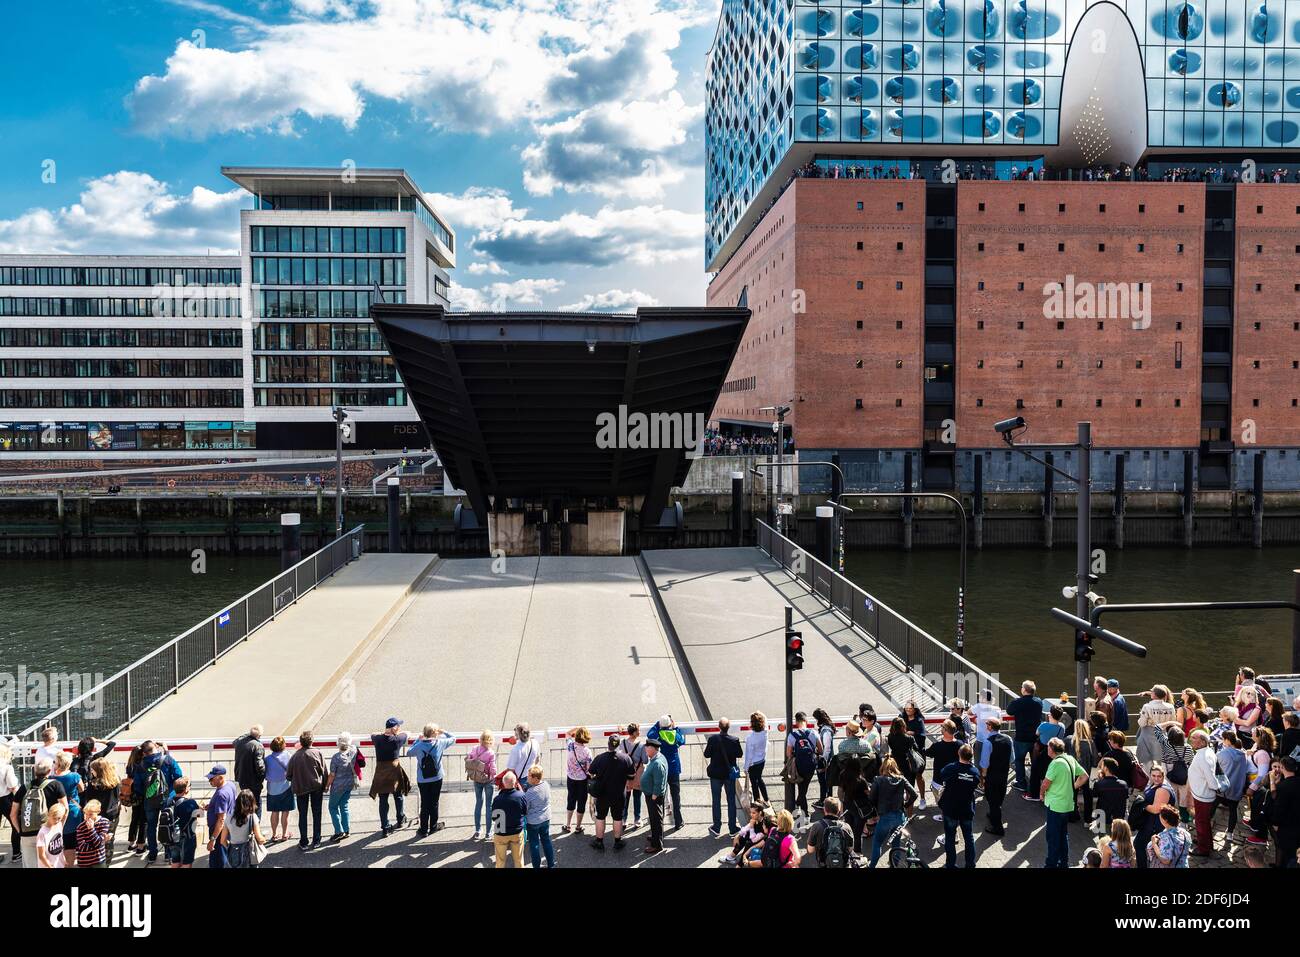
[17,525,367,745]
[756,519,1016,711]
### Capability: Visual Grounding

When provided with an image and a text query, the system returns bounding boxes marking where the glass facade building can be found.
[706,0,1300,267]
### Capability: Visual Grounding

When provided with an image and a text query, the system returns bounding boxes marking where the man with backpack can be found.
[10,760,68,869]
[132,741,184,864]
[785,712,821,825]
[805,795,856,868]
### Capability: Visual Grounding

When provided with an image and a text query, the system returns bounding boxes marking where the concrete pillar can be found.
[387,477,401,553]
[1043,451,1055,549]
[902,454,914,552]
[57,488,67,557]
[972,453,984,551]
[1252,451,1265,548]
[815,505,835,568]
[1182,451,1195,548]
[280,513,302,570]
[730,471,744,547]
[227,493,237,555]
[1113,453,1126,550]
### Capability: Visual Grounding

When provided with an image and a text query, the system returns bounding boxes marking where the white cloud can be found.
[449,277,565,311]
[465,260,508,276]
[560,288,660,312]
[130,0,712,140]
[476,203,703,267]
[522,92,703,200]
[424,187,525,234]
[0,171,243,255]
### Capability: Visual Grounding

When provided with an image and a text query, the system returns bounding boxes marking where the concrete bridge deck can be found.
[127,552,438,741]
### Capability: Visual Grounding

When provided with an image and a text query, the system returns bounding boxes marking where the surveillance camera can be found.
[1086,591,1106,606]
[1062,585,1078,600]
[994,416,1026,434]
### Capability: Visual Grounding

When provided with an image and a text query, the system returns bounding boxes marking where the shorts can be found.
[595,793,626,821]
[267,789,295,813]
[565,778,588,812]
[165,836,196,866]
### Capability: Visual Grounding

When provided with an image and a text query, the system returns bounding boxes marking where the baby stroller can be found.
[883,815,928,869]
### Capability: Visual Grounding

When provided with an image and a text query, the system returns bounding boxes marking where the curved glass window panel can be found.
[1265,118,1300,144]
[1010,77,1042,104]
[844,8,881,37]
[885,75,920,101]
[1169,48,1202,74]
[1010,1,1059,39]
[798,107,837,137]
[967,43,1002,72]
[1006,109,1042,138]
[847,42,879,70]
[972,82,999,103]
[1153,2,1204,41]
[967,0,1001,38]
[802,41,834,70]
[929,75,962,103]
[886,108,906,136]
[887,43,922,70]
[1249,5,1274,43]
[847,108,881,138]
[1208,81,1242,108]
[844,74,881,102]
[926,0,959,36]
[1287,87,1300,111]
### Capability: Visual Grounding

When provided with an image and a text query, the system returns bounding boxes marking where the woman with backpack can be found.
[69,737,115,783]
[763,809,800,868]
[563,726,593,834]
[868,756,919,867]
[219,788,267,868]
[785,712,821,823]
[407,723,455,837]
[466,730,497,841]
[1156,725,1194,822]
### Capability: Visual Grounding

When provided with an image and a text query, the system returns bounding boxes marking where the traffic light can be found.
[1074,628,1094,663]
[786,629,804,671]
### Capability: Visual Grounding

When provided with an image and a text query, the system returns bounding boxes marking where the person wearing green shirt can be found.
[640,740,669,855]
[1041,738,1087,868]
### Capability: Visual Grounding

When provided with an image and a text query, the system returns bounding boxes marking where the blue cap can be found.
[206,765,227,779]
[386,717,403,728]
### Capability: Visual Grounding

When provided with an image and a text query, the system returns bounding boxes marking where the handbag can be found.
[251,835,267,865]
[466,755,490,785]
[1129,762,1150,792]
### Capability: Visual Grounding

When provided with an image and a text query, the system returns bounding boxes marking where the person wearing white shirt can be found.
[506,723,541,780]
[745,712,770,804]
[1187,729,1218,857]
[970,690,1002,773]
[34,728,61,766]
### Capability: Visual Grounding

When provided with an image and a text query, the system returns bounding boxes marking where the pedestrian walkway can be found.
[314,556,697,732]
[641,547,945,721]
[126,552,438,741]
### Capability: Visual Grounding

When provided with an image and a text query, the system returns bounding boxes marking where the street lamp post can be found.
[996,417,1093,712]
[331,407,355,538]
[759,404,791,536]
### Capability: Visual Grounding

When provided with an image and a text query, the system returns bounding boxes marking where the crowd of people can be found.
[3,668,1296,870]
[699,428,787,458]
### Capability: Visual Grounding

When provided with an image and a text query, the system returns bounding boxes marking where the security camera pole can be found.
[331,406,354,537]
[760,403,793,536]
[995,417,1093,713]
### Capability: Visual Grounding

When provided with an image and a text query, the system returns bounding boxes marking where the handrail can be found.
[755,519,1015,709]
[18,524,367,740]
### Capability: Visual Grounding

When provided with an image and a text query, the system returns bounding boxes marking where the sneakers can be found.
[1021,794,1041,802]
[432,822,446,833]
[707,825,721,838]
[613,838,626,851]
[720,852,739,865]
[1012,782,1027,792]
[472,830,482,841]
[416,828,428,838]
[1245,834,1268,846]
[917,797,927,810]
[590,837,605,851]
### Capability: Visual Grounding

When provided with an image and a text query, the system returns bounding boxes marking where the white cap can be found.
[815,506,834,518]
[281,513,301,526]
[730,471,744,480]
[387,476,400,486]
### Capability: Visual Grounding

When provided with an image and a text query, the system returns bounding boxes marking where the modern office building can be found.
[705,1,1300,490]
[0,166,454,459]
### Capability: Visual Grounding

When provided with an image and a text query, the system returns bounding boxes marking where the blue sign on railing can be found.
[217,611,231,628]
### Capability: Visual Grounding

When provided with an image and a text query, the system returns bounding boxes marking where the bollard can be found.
[901,454,914,552]
[1182,450,1195,548]
[387,476,402,553]
[1113,453,1126,550]
[972,452,984,551]
[280,513,302,570]
[815,505,835,568]
[730,471,744,547]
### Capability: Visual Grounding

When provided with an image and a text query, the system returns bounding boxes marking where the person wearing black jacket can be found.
[232,726,267,816]
[1267,756,1300,868]
[69,738,115,782]
[924,720,962,815]
[704,718,744,837]
[1092,757,1130,829]
[983,720,1013,835]
[1006,681,1044,792]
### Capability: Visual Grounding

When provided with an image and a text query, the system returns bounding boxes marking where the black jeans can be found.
[0,796,18,859]
[127,801,147,846]
[296,788,323,846]
[748,762,769,803]
[418,780,444,831]
[667,772,683,825]
[379,791,405,829]
[986,791,1006,833]
[646,793,665,849]
[795,776,812,816]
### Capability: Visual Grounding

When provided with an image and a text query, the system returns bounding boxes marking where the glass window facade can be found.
[0,358,242,378]
[0,297,241,317]
[249,226,405,254]
[0,389,242,409]
[0,328,241,348]
[0,266,239,286]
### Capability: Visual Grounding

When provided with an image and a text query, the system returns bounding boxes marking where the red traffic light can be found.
[788,637,803,650]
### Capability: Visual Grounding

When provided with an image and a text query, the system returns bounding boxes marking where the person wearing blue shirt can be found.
[131,742,184,864]
[1109,679,1130,733]
[1005,681,1044,792]
[648,715,688,829]
[407,724,455,837]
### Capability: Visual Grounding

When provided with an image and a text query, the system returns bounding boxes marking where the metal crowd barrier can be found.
[756,519,1015,710]
[16,525,367,745]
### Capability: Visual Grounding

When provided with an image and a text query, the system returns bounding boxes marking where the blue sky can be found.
[0,0,718,310]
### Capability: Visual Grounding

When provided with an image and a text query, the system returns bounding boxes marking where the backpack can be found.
[143,764,169,809]
[818,819,853,868]
[1126,796,1148,830]
[792,730,818,781]
[156,802,181,847]
[760,828,790,869]
[420,748,438,780]
[18,779,57,836]
[1167,752,1189,786]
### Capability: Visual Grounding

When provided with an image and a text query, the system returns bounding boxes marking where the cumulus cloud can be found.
[465,260,508,276]
[560,288,660,312]
[449,277,565,311]
[424,187,526,234]
[0,171,243,254]
[522,92,703,200]
[130,0,711,140]
[476,203,703,267]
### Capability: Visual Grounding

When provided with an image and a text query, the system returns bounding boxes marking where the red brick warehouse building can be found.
[704,1,1300,494]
